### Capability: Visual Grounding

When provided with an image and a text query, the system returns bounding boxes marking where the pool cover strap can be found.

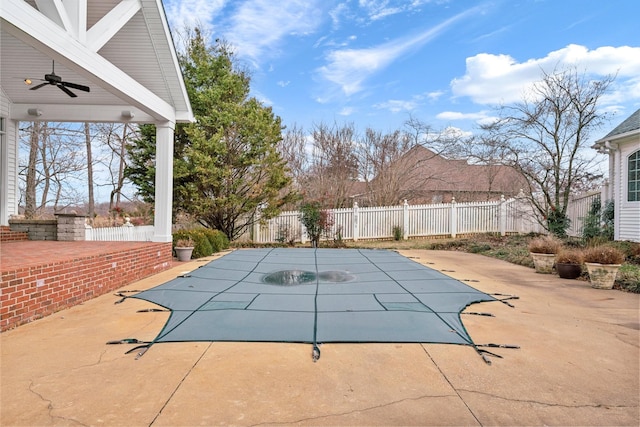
[111,248,517,363]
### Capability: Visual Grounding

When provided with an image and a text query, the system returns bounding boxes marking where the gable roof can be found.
[0,0,193,124]
[604,109,640,138]
[593,108,640,149]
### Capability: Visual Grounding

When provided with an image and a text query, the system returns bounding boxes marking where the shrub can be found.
[546,207,571,238]
[201,228,230,252]
[556,248,584,264]
[583,246,625,265]
[528,235,562,254]
[616,264,640,293]
[175,237,194,248]
[299,202,334,248]
[392,225,403,241]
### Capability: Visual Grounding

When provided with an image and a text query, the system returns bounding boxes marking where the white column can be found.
[152,121,175,242]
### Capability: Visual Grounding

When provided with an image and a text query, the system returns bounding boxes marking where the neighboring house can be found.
[352,146,527,206]
[0,0,194,241]
[592,109,640,243]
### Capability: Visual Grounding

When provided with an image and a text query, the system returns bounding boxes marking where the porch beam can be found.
[86,0,142,52]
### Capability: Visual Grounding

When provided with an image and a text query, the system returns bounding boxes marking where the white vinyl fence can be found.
[566,191,601,238]
[252,196,545,244]
[84,190,602,243]
[85,224,155,241]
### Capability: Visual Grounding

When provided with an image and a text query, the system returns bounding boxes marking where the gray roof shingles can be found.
[604,108,640,138]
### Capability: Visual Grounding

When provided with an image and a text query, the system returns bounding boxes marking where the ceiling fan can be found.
[26,61,90,97]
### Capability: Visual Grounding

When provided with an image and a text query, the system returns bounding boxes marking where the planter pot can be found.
[585,263,621,289]
[530,252,555,274]
[556,263,582,279]
[175,247,194,262]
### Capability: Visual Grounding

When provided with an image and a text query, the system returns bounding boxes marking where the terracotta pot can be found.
[530,252,555,274]
[556,263,582,279]
[585,263,621,289]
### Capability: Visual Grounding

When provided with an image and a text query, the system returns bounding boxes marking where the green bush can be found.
[201,228,230,252]
[392,225,403,241]
[616,264,640,293]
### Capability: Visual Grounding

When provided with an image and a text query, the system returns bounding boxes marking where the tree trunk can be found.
[24,122,40,219]
[85,122,95,223]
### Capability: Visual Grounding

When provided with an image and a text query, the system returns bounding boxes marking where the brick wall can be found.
[0,226,28,242]
[0,243,173,331]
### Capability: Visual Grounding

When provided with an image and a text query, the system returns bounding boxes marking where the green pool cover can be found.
[114,248,516,362]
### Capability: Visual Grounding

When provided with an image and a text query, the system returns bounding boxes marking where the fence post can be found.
[499,194,507,236]
[353,202,359,242]
[403,200,409,239]
[450,197,457,238]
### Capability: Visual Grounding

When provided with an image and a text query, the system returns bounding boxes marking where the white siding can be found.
[0,91,18,225]
[619,141,640,242]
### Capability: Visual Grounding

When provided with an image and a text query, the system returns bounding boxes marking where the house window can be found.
[629,150,640,202]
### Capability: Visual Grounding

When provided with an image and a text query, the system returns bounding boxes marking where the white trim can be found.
[86,0,142,52]
[2,0,176,122]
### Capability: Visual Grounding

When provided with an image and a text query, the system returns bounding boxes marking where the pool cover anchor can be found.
[473,343,520,365]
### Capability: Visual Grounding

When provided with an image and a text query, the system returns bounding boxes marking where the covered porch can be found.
[0,0,194,241]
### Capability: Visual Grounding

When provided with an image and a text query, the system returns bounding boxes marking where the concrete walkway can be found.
[1,250,638,426]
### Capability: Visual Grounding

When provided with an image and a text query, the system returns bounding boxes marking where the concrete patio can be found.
[1,249,638,426]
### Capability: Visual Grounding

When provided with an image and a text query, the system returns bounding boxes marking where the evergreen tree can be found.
[126,29,295,240]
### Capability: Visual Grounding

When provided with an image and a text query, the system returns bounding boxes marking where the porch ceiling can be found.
[0,0,193,124]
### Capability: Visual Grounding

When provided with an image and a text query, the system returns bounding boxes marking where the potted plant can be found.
[528,235,561,273]
[555,248,584,279]
[174,237,195,262]
[583,246,625,289]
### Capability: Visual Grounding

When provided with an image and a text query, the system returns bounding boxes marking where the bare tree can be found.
[20,122,86,217]
[95,122,138,212]
[24,122,40,218]
[303,122,359,208]
[480,67,613,236]
[84,122,95,222]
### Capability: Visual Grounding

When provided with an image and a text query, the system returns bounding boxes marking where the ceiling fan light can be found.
[24,79,32,85]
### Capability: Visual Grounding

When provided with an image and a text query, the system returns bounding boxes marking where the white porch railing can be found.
[85,225,155,241]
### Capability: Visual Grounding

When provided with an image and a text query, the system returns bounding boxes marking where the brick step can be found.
[0,226,29,242]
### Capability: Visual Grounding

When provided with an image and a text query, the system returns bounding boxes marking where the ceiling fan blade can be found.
[30,82,49,91]
[57,84,77,98]
[61,81,90,92]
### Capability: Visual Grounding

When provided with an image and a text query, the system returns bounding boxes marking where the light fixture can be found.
[27,108,42,117]
[24,78,32,85]
[121,110,135,119]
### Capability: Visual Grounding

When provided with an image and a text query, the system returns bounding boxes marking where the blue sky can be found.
[163,0,640,140]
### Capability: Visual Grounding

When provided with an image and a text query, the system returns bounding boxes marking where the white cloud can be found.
[451,44,640,106]
[374,99,419,112]
[225,0,324,66]
[339,107,356,116]
[436,110,497,126]
[277,81,291,87]
[317,6,483,97]
[163,0,224,35]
